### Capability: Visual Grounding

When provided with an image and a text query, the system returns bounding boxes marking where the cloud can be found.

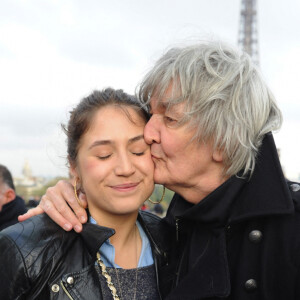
[0,104,63,138]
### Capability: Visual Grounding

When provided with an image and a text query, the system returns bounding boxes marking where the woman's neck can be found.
[90,209,142,269]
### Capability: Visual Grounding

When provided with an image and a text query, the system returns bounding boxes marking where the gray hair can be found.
[137,41,282,177]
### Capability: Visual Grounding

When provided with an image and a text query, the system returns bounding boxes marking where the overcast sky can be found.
[0,0,299,180]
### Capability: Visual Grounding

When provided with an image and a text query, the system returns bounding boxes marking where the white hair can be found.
[137,41,282,177]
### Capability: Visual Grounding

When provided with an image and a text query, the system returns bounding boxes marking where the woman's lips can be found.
[111,183,139,192]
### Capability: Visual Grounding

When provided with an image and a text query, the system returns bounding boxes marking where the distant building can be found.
[13,160,46,201]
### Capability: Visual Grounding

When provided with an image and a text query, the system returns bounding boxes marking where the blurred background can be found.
[0,0,299,208]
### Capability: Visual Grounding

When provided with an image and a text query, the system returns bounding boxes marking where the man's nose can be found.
[144,115,160,145]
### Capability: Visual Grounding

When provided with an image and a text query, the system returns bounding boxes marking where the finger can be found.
[46,180,86,230]
[79,193,88,209]
[41,195,79,231]
[76,193,88,223]
[18,206,44,222]
[58,180,88,224]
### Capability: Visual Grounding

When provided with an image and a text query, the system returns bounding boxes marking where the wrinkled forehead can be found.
[149,96,186,119]
[150,81,186,112]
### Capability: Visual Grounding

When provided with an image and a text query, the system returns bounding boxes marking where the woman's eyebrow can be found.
[128,135,144,144]
[88,140,111,150]
[88,135,144,150]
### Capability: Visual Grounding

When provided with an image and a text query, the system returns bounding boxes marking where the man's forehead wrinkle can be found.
[154,100,174,114]
[150,98,185,120]
[150,97,165,112]
[150,84,186,114]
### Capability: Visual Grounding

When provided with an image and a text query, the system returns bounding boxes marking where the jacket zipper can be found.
[60,281,74,300]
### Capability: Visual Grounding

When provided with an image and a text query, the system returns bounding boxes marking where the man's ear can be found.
[4,188,16,204]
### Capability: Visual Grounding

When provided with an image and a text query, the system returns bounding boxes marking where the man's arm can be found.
[18,180,88,232]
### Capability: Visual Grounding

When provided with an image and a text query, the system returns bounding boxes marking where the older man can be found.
[20,41,300,299]
[0,164,27,230]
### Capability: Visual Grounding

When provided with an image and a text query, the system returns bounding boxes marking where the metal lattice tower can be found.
[238,0,259,65]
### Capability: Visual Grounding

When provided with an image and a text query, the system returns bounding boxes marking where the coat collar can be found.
[229,132,294,223]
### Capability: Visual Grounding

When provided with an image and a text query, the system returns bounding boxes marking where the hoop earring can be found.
[148,186,165,204]
[74,178,84,208]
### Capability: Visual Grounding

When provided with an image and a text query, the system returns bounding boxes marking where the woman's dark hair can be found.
[64,88,149,165]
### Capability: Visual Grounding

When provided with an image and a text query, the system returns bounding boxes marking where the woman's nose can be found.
[144,115,160,145]
[114,154,135,176]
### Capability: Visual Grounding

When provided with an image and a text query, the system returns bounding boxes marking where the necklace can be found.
[96,252,120,300]
[97,224,139,300]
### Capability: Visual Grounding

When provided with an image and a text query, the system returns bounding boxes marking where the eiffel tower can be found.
[238,0,259,65]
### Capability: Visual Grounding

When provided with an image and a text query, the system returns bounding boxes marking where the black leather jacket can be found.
[0,211,171,300]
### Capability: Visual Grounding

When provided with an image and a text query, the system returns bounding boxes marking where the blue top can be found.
[90,215,154,268]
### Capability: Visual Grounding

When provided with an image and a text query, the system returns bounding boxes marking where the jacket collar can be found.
[79,211,169,261]
[166,132,294,228]
[138,211,171,256]
[79,222,115,259]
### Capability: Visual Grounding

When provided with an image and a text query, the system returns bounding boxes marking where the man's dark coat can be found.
[160,133,300,300]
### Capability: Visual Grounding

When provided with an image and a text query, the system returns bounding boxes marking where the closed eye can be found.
[97,155,111,160]
[164,116,177,124]
[133,152,145,156]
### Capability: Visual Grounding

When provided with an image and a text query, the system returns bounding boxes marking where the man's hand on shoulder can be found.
[18,180,88,232]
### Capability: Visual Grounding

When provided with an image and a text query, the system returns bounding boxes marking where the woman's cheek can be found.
[144,152,155,169]
[80,157,103,174]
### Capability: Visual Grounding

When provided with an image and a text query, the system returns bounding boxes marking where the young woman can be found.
[0,88,170,300]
